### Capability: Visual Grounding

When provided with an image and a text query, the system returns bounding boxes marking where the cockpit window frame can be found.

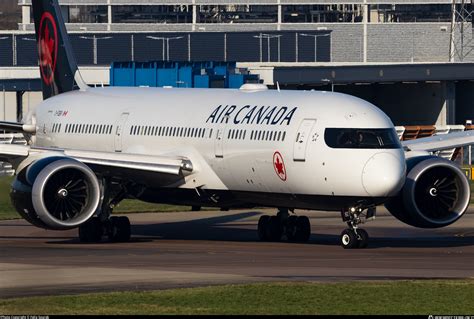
[324,128,402,150]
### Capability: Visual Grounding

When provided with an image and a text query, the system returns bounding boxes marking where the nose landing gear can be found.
[340,206,375,249]
[257,208,311,243]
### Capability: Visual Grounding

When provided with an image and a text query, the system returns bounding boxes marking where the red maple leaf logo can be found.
[275,157,284,175]
[273,152,287,181]
[40,24,54,70]
[38,13,57,86]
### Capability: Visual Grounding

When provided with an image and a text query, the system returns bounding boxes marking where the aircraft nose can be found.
[362,152,406,197]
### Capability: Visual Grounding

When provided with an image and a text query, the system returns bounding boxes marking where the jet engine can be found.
[385,156,470,228]
[11,157,101,230]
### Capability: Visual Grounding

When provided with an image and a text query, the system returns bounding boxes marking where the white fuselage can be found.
[32,86,406,210]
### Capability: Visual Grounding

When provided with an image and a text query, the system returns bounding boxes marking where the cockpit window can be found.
[325,128,401,149]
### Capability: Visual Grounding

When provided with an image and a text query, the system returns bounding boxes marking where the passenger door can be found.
[293,119,317,161]
[214,116,228,158]
[114,112,129,152]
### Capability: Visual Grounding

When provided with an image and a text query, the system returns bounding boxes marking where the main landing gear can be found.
[257,208,311,242]
[339,206,376,249]
[78,181,131,243]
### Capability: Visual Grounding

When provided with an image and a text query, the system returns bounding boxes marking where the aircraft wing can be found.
[402,130,474,152]
[0,144,193,176]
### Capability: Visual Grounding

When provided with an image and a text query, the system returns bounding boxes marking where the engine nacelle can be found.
[11,157,101,230]
[385,156,471,228]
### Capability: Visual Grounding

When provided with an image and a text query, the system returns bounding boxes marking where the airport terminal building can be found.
[0,0,473,127]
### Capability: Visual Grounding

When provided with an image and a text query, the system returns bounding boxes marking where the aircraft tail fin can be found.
[32,0,88,100]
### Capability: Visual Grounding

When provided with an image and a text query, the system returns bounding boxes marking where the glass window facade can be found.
[62,5,108,24]
[198,5,278,24]
[112,5,193,24]
[369,4,456,23]
[283,5,363,23]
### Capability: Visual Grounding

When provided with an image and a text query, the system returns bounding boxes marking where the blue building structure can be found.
[110,61,260,88]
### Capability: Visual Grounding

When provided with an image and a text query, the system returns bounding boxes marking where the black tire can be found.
[266,216,283,242]
[285,215,298,242]
[78,217,103,243]
[108,216,131,242]
[340,229,358,249]
[191,206,201,212]
[257,215,270,241]
[357,229,369,248]
[295,216,311,242]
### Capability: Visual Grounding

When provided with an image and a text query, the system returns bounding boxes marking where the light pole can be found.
[299,33,330,62]
[79,35,113,65]
[2,84,5,121]
[253,33,282,62]
[147,36,184,61]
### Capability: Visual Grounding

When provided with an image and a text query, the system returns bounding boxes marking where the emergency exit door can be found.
[293,119,316,161]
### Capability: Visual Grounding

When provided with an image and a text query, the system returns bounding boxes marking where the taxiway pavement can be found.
[1,207,473,298]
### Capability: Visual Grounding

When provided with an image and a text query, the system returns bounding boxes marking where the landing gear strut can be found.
[257,208,311,242]
[339,206,375,249]
[78,180,132,243]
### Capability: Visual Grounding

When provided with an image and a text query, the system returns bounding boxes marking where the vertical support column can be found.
[188,34,191,62]
[93,36,98,65]
[2,85,6,121]
[449,0,456,62]
[131,35,134,61]
[107,0,112,32]
[277,0,282,31]
[22,5,31,31]
[12,35,17,66]
[16,91,24,122]
[362,0,368,63]
[192,0,197,31]
[224,33,227,62]
[437,81,456,125]
[295,33,298,62]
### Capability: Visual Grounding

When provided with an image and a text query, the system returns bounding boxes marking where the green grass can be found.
[0,176,17,220]
[113,200,195,214]
[0,281,473,315]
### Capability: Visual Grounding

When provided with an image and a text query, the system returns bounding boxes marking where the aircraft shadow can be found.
[7,210,470,249]
[130,211,474,249]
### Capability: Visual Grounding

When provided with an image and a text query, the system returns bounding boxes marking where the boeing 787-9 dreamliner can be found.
[0,0,473,248]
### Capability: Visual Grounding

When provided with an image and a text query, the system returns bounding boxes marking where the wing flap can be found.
[64,149,191,175]
[0,144,30,157]
[0,145,192,176]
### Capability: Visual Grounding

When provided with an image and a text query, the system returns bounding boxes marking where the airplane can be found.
[0,0,472,249]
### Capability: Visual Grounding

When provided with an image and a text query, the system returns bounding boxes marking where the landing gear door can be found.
[293,119,317,162]
[114,112,129,152]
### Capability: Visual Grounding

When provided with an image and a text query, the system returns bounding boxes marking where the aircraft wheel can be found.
[295,216,311,242]
[340,229,358,249]
[78,217,103,243]
[267,216,283,242]
[108,216,131,242]
[285,215,298,242]
[257,215,270,241]
[357,229,369,248]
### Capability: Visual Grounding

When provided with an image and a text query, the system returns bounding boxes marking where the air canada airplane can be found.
[0,0,473,249]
